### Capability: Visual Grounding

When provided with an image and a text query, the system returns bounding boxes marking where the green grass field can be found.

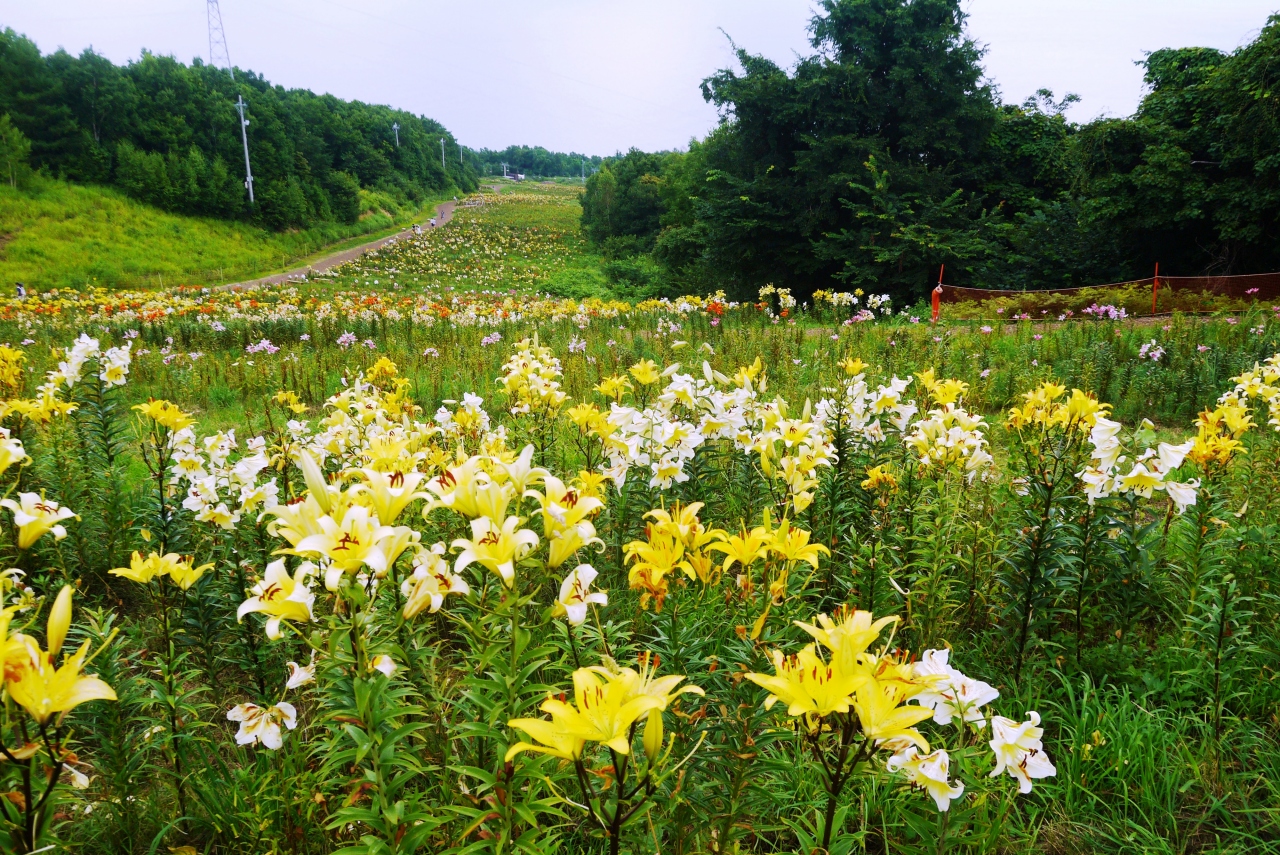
[0,176,448,291]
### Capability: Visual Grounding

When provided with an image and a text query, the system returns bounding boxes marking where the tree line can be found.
[0,29,478,230]
[470,145,604,179]
[582,0,1280,302]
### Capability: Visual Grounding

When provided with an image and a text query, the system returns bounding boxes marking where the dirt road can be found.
[221,198,459,290]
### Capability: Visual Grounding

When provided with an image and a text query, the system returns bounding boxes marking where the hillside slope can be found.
[0,177,439,290]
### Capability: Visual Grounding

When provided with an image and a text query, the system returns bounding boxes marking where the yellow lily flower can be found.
[0,435,29,476]
[0,492,77,550]
[839,357,867,377]
[354,468,428,525]
[109,551,212,590]
[767,517,829,569]
[932,379,969,407]
[607,651,704,712]
[594,374,633,401]
[624,530,690,611]
[133,399,196,433]
[707,524,769,574]
[6,585,116,724]
[452,515,539,587]
[745,644,869,721]
[538,667,664,755]
[794,608,899,671]
[547,521,603,569]
[237,560,316,640]
[628,359,662,386]
[1117,462,1162,497]
[264,493,330,549]
[294,449,335,513]
[401,544,471,618]
[288,503,396,581]
[851,679,932,750]
[531,475,603,531]
[860,465,898,492]
[506,707,586,763]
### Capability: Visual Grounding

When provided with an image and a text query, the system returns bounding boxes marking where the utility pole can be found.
[235,95,254,204]
[392,122,400,147]
[207,0,233,79]
[581,159,585,182]
[440,138,446,172]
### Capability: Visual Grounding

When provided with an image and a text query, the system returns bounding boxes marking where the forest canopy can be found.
[581,0,1280,302]
[470,145,604,179]
[0,29,477,229]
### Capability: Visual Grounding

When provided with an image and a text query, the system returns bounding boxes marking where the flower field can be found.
[0,186,1277,855]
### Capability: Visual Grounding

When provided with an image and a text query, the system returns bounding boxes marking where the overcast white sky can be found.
[0,1,1275,155]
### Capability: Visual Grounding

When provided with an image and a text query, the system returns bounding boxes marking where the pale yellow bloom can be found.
[1,493,77,550]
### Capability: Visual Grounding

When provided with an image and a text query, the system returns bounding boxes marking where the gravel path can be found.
[220,198,460,291]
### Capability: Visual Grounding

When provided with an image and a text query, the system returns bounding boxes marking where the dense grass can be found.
[0,175,449,291]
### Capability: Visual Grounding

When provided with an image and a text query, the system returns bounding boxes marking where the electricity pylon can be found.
[207,0,233,79]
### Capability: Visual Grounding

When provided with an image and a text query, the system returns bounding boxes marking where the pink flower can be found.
[980,326,993,334]
[1247,288,1259,295]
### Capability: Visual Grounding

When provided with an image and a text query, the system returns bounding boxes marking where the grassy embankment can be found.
[0,175,456,291]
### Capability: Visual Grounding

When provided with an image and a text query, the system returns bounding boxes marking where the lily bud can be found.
[642,708,663,763]
[47,584,73,658]
[296,449,331,512]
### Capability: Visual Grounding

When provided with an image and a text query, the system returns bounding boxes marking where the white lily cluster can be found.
[879,649,1056,811]
[1078,417,1198,512]
[175,430,280,530]
[43,333,133,398]
[53,334,125,388]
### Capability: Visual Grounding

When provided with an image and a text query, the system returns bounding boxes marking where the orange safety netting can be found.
[934,271,1280,315]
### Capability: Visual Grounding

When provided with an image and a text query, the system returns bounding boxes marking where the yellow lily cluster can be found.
[133,399,197,433]
[1188,403,1252,469]
[624,504,830,620]
[507,655,703,763]
[751,398,836,513]
[498,336,567,419]
[1006,382,1107,432]
[915,369,970,408]
[110,550,213,591]
[624,502,719,611]
[746,608,933,740]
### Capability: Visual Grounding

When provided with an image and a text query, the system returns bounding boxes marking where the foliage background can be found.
[581,1,1280,304]
[0,28,478,230]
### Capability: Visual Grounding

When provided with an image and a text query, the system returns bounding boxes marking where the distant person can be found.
[14,283,25,299]
[430,217,437,228]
